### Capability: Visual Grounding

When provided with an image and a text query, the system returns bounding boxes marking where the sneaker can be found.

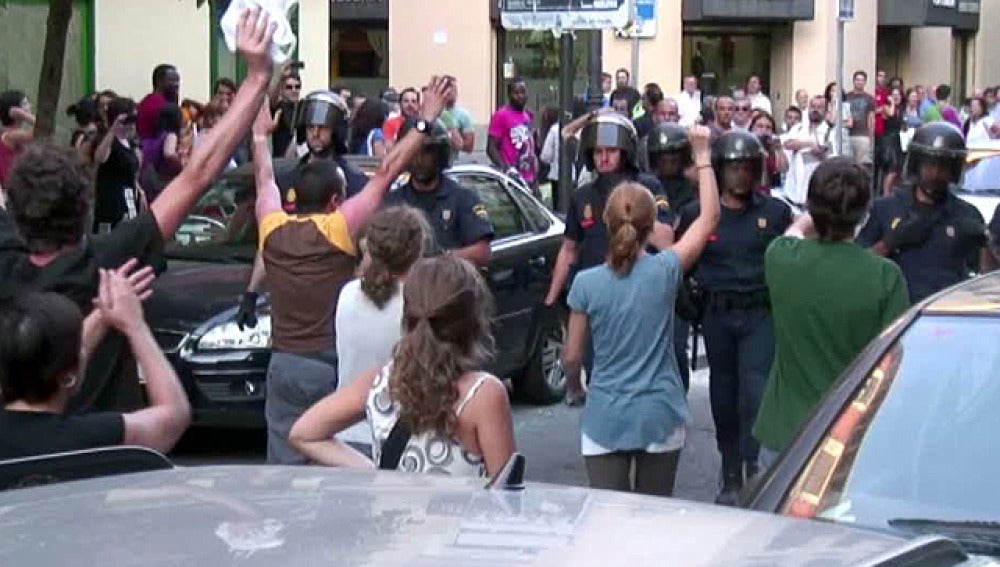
[714,472,743,506]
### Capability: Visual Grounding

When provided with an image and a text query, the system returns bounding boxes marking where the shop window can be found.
[331,23,388,98]
[682,32,771,98]
[498,30,597,114]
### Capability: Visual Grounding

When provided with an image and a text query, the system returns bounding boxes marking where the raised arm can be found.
[251,100,282,221]
[339,76,453,236]
[150,7,275,241]
[671,125,720,272]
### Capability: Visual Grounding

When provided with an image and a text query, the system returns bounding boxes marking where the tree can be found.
[0,0,213,139]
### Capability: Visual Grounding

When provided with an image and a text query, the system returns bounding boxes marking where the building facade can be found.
[0,0,998,140]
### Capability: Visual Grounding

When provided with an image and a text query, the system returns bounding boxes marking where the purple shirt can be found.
[941,106,962,129]
[488,105,537,183]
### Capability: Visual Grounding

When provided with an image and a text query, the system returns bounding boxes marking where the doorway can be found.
[682,29,772,97]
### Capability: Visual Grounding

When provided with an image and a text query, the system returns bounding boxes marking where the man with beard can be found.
[382,87,420,146]
[857,122,989,303]
[676,130,792,505]
[488,79,537,188]
[136,64,180,143]
[543,112,678,394]
[383,120,493,267]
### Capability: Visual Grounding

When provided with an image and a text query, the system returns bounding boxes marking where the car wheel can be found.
[516,319,567,404]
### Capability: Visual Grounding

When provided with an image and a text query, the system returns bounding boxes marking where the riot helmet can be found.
[904,121,967,186]
[580,112,640,173]
[400,118,452,182]
[296,90,351,156]
[712,130,765,193]
[647,123,692,173]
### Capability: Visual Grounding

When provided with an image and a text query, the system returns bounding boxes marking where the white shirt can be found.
[784,121,832,205]
[334,279,404,446]
[967,116,996,146]
[677,90,702,127]
[539,123,561,182]
[749,92,773,115]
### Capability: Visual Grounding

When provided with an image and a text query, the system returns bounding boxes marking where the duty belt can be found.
[706,290,771,311]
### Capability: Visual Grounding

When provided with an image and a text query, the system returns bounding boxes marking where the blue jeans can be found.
[701,306,775,476]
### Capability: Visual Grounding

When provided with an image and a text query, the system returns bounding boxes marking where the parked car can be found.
[144,161,567,428]
[742,271,1000,559]
[0,447,979,566]
[957,141,1000,224]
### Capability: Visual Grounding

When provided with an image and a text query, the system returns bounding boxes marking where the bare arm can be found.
[461,130,475,153]
[251,105,282,221]
[93,118,124,166]
[466,376,516,478]
[544,238,579,306]
[288,369,376,467]
[649,221,675,251]
[339,76,453,236]
[4,107,35,147]
[246,251,267,292]
[562,311,588,397]
[486,136,506,169]
[451,240,491,268]
[561,111,596,142]
[151,7,275,241]
[671,126,720,272]
[163,132,180,161]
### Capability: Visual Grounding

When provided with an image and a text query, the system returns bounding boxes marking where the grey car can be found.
[0,448,985,566]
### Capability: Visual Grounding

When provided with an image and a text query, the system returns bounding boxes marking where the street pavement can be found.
[171,367,721,504]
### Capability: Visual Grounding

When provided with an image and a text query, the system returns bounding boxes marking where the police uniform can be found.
[277,154,368,212]
[384,175,494,253]
[856,184,986,303]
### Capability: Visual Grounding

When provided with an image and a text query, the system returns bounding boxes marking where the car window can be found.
[168,174,258,255]
[458,175,528,240]
[782,314,1000,533]
[508,182,552,232]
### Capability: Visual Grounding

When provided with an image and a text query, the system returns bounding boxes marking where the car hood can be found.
[146,260,253,332]
[0,465,911,566]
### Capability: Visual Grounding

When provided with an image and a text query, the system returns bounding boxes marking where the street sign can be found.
[500,0,630,30]
[617,0,656,38]
[837,0,855,21]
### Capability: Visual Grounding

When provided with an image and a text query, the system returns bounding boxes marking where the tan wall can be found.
[907,27,953,90]
[94,0,210,101]
[843,0,877,85]
[298,0,331,93]
[789,0,876,99]
[389,0,494,130]
[974,0,1000,89]
[601,0,683,94]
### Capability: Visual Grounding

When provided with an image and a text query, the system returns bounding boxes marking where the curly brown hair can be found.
[389,256,495,436]
[603,182,655,275]
[360,206,429,309]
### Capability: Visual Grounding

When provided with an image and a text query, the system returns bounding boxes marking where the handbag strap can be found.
[378,418,412,470]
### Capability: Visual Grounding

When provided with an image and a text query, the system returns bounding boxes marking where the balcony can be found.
[683,0,814,22]
[879,0,980,31]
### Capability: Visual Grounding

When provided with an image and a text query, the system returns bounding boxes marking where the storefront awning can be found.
[330,0,388,22]
[682,0,814,22]
[879,0,980,31]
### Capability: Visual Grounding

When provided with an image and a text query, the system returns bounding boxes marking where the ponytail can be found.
[359,255,398,309]
[389,315,462,435]
[604,182,656,276]
[608,220,642,275]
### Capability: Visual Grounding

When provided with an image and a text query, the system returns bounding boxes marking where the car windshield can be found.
[800,315,1000,533]
[960,153,1000,194]
[166,173,258,261]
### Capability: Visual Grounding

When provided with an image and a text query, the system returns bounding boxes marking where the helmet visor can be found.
[298,101,342,129]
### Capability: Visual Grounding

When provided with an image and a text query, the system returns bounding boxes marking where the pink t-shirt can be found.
[488,105,537,183]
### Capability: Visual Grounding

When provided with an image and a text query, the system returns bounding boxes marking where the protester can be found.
[746,75,772,115]
[270,69,302,158]
[0,6,277,413]
[562,125,718,497]
[633,83,664,138]
[922,84,962,129]
[709,97,735,141]
[213,77,238,112]
[439,76,475,154]
[677,76,702,127]
[783,95,833,207]
[0,268,191,460]
[535,106,560,184]
[91,97,144,233]
[845,71,876,168]
[600,72,614,108]
[794,89,809,114]
[782,106,802,134]
[384,119,494,267]
[732,96,753,131]
[487,78,537,187]
[539,114,565,200]
[753,158,909,466]
[136,64,180,142]
[857,122,989,303]
[677,130,792,505]
[140,103,185,202]
[252,76,452,464]
[349,99,389,158]
[66,95,101,161]
[750,111,788,195]
[879,86,906,193]
[289,255,515,478]
[383,87,420,145]
[614,68,642,114]
[0,90,35,184]
[903,88,923,130]
[965,96,996,145]
[95,90,117,128]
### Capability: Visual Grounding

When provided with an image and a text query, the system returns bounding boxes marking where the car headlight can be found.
[198,315,272,350]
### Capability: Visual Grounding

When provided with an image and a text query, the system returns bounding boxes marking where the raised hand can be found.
[236,6,276,77]
[113,258,157,302]
[252,96,277,138]
[418,76,455,122]
[94,268,146,335]
[688,125,712,162]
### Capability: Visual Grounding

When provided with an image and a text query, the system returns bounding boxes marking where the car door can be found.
[452,171,539,378]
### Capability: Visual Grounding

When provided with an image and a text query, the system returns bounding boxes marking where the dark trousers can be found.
[701,306,775,477]
[265,351,339,465]
[585,450,681,497]
[673,318,691,392]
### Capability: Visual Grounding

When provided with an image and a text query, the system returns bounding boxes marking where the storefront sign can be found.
[500,0,630,31]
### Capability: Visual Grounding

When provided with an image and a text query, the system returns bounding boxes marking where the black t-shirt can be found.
[0,211,165,412]
[94,139,141,232]
[271,100,298,158]
[0,409,124,460]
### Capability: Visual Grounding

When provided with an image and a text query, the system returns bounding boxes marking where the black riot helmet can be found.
[904,121,967,185]
[296,90,351,156]
[399,118,453,175]
[647,123,692,167]
[712,130,765,189]
[580,112,640,173]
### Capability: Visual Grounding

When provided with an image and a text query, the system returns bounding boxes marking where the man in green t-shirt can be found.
[438,75,475,155]
[753,158,910,466]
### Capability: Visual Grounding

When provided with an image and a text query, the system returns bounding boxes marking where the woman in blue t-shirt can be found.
[561,125,719,496]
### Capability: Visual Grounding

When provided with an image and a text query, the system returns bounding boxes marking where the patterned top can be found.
[367,363,488,478]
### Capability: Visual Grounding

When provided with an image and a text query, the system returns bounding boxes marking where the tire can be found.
[515,318,567,404]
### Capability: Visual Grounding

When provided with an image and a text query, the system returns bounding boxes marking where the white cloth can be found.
[749,92,773,115]
[677,90,702,127]
[539,123,562,182]
[967,117,996,146]
[784,121,832,205]
[334,279,403,446]
[581,425,685,457]
[220,0,298,64]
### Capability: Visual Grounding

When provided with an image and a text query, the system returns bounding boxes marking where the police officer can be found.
[544,111,675,394]
[857,122,989,302]
[383,119,493,267]
[677,130,792,505]
[648,122,699,390]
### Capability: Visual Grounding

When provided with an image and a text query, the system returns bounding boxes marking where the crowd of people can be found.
[0,4,997,512]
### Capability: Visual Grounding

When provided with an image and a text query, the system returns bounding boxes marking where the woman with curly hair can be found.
[290,254,515,478]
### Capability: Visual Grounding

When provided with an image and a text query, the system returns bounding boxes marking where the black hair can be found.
[853,70,868,81]
[152,64,176,88]
[616,68,630,79]
[507,78,526,97]
[349,99,389,153]
[214,77,237,94]
[0,90,26,127]
[399,87,420,103]
[66,96,99,127]
[157,103,183,135]
[105,97,137,125]
[786,105,802,116]
[984,87,997,98]
[0,291,83,404]
[295,160,345,214]
[643,83,664,106]
[806,157,871,241]
[5,144,92,254]
[601,72,612,80]
[936,84,952,101]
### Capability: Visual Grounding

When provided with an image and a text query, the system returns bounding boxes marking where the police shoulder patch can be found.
[890,217,901,230]
[472,204,489,220]
[655,196,670,211]
[758,217,767,229]
[286,188,297,203]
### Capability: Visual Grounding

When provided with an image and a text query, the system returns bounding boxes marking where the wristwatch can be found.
[414,119,431,135]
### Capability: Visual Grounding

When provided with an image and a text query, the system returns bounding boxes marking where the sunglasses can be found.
[285,84,302,91]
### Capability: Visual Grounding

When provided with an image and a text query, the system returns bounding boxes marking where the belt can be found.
[706,290,770,311]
